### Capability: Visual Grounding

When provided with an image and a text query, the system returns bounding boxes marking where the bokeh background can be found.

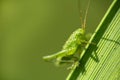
[0,0,112,80]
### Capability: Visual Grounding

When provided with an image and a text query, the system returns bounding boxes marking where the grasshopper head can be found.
[76,28,85,35]
[74,28,86,41]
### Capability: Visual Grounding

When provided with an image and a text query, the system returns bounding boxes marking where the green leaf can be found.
[66,0,120,80]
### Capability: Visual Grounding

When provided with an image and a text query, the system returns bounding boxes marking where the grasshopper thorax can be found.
[63,28,86,49]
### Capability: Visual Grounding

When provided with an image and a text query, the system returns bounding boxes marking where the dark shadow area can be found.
[90,46,99,62]
[80,44,99,63]
[102,37,120,45]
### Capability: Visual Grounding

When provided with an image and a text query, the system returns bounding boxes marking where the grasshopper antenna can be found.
[82,0,91,30]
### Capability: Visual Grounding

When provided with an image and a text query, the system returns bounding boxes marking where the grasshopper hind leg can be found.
[55,56,80,70]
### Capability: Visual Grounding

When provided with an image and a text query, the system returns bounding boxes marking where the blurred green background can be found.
[0,0,112,80]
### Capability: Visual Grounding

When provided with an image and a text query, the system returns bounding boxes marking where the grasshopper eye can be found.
[76,28,85,36]
[79,29,85,34]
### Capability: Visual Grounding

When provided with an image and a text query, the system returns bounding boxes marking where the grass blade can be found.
[67,0,120,80]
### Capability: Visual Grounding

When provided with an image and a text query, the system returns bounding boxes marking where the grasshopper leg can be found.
[43,47,77,62]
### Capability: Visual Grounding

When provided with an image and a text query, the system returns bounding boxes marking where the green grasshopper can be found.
[43,0,91,68]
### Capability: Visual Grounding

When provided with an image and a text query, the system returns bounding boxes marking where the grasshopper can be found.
[43,0,91,68]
